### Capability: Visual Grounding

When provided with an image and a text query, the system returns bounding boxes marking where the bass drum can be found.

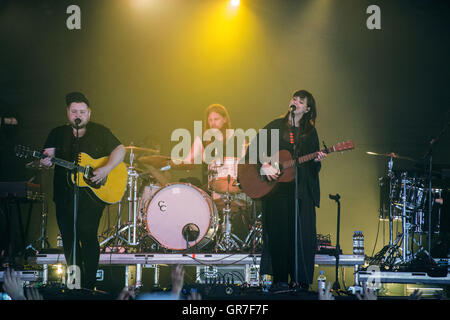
[145,183,218,251]
[138,184,161,221]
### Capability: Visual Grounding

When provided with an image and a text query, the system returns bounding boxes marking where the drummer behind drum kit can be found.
[100,145,261,253]
[368,151,446,267]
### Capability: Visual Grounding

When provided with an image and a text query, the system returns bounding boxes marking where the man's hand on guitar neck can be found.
[260,163,280,181]
[40,148,55,169]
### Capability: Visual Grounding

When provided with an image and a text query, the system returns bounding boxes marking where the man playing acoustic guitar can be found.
[40,92,125,290]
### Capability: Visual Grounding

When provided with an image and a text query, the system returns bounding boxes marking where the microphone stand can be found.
[290,109,308,287]
[422,116,449,259]
[72,122,81,285]
[290,110,299,285]
[329,194,341,293]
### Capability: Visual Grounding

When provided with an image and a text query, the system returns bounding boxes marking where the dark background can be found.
[1,0,449,287]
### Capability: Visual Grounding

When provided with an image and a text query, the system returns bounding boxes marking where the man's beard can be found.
[71,122,87,129]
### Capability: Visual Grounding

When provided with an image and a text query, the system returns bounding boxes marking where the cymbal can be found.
[366,151,417,162]
[137,155,170,169]
[124,145,160,154]
[169,160,196,171]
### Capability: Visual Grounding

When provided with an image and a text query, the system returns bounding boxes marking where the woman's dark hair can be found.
[283,89,317,140]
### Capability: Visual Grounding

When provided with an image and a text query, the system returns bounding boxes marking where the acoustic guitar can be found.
[15,145,128,204]
[237,140,354,199]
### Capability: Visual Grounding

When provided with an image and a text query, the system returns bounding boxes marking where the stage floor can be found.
[28,253,365,266]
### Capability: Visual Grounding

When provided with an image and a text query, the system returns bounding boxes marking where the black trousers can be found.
[261,186,317,285]
[55,189,105,289]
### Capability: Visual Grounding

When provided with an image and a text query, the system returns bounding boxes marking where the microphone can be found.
[329,194,340,201]
[289,105,296,112]
[74,118,81,127]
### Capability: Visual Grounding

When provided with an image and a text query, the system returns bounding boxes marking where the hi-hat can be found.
[366,151,417,162]
[137,155,171,169]
[124,145,160,154]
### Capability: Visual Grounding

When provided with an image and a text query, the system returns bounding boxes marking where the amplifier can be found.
[0,181,44,201]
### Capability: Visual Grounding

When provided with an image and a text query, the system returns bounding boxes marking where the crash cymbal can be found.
[366,151,417,162]
[137,155,171,169]
[124,145,160,154]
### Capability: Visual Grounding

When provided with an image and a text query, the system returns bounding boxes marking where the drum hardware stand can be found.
[372,157,406,267]
[243,195,262,252]
[216,193,244,251]
[25,199,51,253]
[243,213,262,252]
[215,177,244,252]
[99,146,140,249]
[388,157,394,246]
[401,172,410,261]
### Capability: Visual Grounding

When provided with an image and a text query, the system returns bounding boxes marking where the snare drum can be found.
[145,183,218,250]
[208,157,241,194]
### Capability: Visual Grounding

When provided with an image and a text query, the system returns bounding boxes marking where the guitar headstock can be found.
[15,145,34,159]
[333,140,355,152]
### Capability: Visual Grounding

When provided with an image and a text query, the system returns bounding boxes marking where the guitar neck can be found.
[283,147,334,169]
[32,151,82,172]
[298,147,333,164]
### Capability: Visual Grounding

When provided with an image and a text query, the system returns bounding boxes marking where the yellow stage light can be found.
[230,0,240,8]
[56,264,64,275]
[130,0,153,9]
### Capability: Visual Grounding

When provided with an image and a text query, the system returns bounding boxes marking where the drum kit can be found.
[100,144,262,253]
[369,151,446,266]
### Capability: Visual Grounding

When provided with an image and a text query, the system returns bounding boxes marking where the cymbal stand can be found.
[388,156,394,246]
[126,162,140,246]
[215,181,244,252]
[400,172,410,261]
[100,148,140,248]
[382,158,402,258]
